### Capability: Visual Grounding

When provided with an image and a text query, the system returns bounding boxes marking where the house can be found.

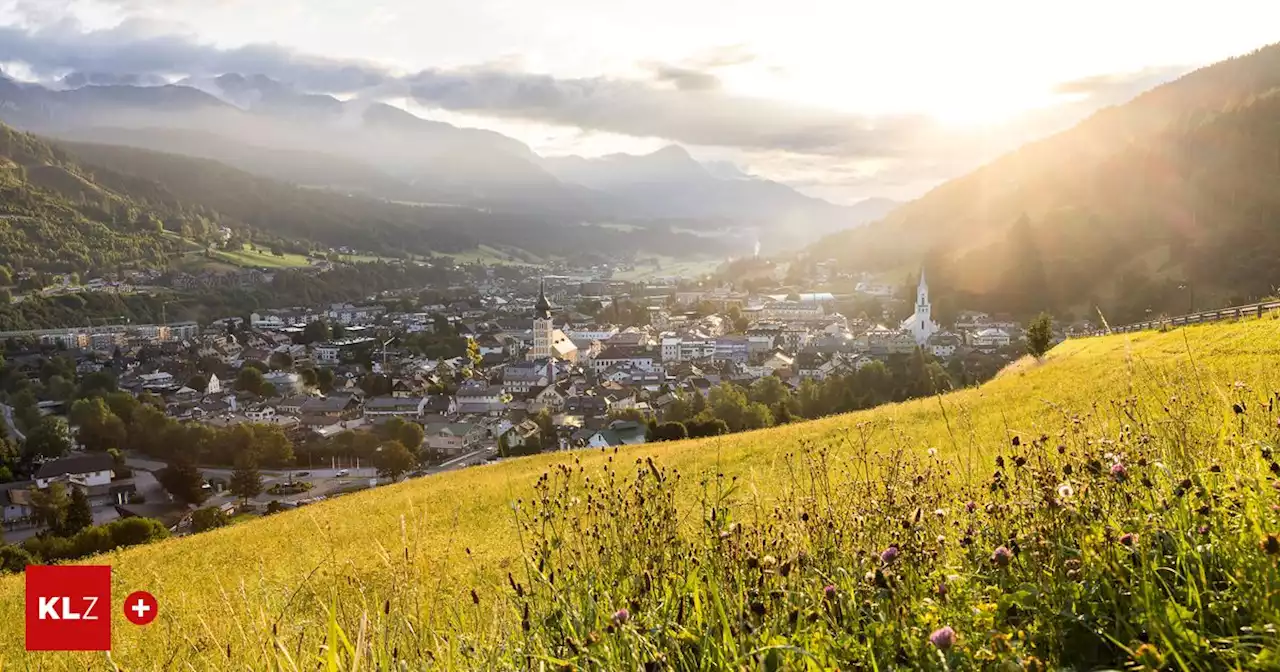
[795,352,826,380]
[571,420,648,448]
[529,384,567,413]
[592,347,657,373]
[363,396,426,419]
[35,453,115,489]
[0,481,34,523]
[455,381,508,416]
[276,395,310,415]
[300,394,363,419]
[245,406,277,422]
[760,351,795,374]
[972,328,1012,349]
[422,421,484,455]
[928,333,963,359]
[501,420,542,450]
[138,371,175,389]
[504,360,552,394]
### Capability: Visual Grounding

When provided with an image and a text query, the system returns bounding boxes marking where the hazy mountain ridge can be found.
[0,72,884,243]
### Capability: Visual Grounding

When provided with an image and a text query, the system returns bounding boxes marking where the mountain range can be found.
[0,73,896,250]
[809,42,1280,323]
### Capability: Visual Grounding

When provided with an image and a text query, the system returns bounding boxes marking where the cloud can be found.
[0,19,935,157]
[0,19,393,92]
[0,19,1198,201]
[645,63,721,92]
[1052,66,1191,101]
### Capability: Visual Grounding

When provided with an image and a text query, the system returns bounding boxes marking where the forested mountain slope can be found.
[813,43,1280,323]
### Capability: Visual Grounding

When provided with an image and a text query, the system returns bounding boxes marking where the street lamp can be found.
[1178,283,1194,314]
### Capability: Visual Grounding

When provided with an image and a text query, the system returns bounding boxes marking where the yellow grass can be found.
[5,317,1280,668]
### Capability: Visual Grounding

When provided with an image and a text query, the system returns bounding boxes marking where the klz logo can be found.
[25,565,112,651]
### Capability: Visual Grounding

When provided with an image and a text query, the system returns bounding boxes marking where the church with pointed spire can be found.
[528,279,579,363]
[900,269,939,346]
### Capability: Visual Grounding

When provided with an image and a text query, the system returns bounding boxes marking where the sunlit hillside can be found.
[6,318,1280,669]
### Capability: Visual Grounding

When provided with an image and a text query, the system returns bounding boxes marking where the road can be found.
[123,446,495,506]
[0,403,24,442]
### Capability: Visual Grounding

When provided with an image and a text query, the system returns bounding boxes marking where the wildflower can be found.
[965,501,977,513]
[823,584,837,599]
[1022,655,1046,672]
[1057,482,1074,499]
[934,508,947,518]
[1120,533,1136,547]
[1134,643,1164,669]
[1262,534,1280,555]
[612,608,630,625]
[991,545,1013,568]
[880,546,900,564]
[929,626,956,651]
[928,447,938,457]
[761,555,777,569]
[1111,462,1128,481]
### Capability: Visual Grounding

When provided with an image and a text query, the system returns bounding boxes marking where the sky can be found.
[0,0,1277,203]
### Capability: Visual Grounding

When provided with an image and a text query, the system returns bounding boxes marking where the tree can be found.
[70,397,127,453]
[30,483,70,534]
[229,457,263,504]
[466,337,482,371]
[651,421,688,442]
[298,368,318,388]
[75,371,117,399]
[750,376,789,407]
[398,421,425,450]
[190,507,227,533]
[157,458,208,506]
[1026,312,1054,359]
[709,383,750,432]
[236,367,271,396]
[375,440,417,480]
[269,351,294,371]
[316,368,335,393]
[303,320,331,345]
[23,416,71,461]
[187,374,208,393]
[331,323,346,339]
[64,487,93,536]
[744,402,775,430]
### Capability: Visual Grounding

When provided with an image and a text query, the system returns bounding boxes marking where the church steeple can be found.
[534,278,552,319]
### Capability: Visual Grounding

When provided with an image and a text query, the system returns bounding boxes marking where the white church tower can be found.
[528,278,554,361]
[901,268,939,346]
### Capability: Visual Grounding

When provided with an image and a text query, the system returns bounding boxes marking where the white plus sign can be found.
[131,599,151,619]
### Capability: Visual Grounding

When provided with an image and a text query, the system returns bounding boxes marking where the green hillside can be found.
[5,318,1280,669]
[0,124,183,275]
[813,43,1280,324]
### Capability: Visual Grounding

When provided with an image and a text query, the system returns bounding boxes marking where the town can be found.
[0,256,1073,563]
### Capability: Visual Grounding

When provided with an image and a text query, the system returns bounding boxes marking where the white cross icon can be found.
[131,598,151,619]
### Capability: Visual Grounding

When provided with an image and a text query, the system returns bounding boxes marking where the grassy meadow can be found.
[6,319,1280,669]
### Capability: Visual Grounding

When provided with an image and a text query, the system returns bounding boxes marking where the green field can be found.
[612,256,724,281]
[6,318,1280,668]
[440,244,547,266]
[211,244,313,269]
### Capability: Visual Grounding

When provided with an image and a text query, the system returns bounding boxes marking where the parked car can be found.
[336,469,350,477]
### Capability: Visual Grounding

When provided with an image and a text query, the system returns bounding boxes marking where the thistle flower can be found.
[965,501,977,513]
[1262,534,1280,555]
[880,546,900,564]
[992,545,1013,567]
[612,608,630,625]
[823,584,837,599]
[929,626,956,651]
[1111,462,1128,481]
[1120,533,1136,547]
